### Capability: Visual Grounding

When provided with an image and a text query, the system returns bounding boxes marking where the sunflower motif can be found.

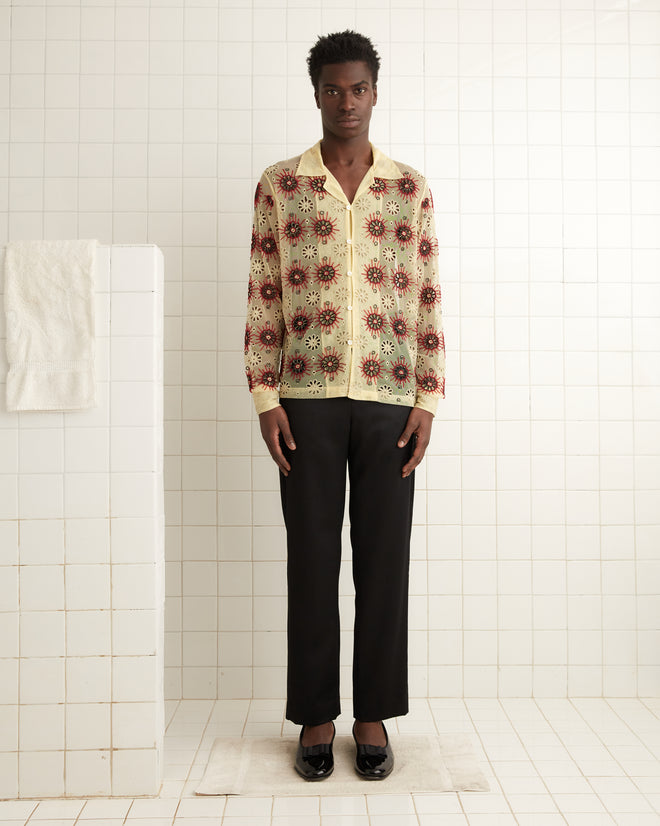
[307,380,323,395]
[305,290,321,306]
[382,246,396,263]
[305,334,322,350]
[298,196,314,214]
[301,244,317,260]
[385,199,400,215]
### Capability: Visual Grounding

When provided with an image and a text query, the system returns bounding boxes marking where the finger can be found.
[267,434,292,475]
[402,439,427,478]
[279,418,296,450]
[397,426,416,448]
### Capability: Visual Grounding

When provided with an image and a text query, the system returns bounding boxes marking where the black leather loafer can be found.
[353,721,394,779]
[294,721,335,780]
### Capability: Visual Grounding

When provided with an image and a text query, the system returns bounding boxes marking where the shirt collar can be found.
[296,140,403,202]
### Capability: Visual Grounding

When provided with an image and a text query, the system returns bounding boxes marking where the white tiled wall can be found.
[1,0,659,714]
[0,244,165,798]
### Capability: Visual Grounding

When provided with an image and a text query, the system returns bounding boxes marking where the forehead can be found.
[318,60,374,87]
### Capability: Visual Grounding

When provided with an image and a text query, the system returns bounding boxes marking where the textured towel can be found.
[4,239,97,411]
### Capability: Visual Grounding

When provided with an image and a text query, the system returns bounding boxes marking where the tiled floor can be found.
[1,698,660,825]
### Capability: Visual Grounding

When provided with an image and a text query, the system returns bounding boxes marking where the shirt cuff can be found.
[414,395,439,416]
[252,390,281,416]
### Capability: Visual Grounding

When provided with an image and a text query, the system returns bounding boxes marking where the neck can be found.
[320,133,372,168]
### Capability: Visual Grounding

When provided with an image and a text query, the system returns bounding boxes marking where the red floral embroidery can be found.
[363,306,386,337]
[317,347,344,380]
[280,215,306,246]
[256,322,280,352]
[360,353,382,384]
[315,302,342,334]
[289,308,312,338]
[258,367,278,388]
[391,266,412,296]
[417,369,443,394]
[275,169,301,198]
[417,326,444,355]
[390,313,409,343]
[370,177,389,197]
[314,259,339,289]
[287,352,310,381]
[418,233,438,263]
[259,234,278,258]
[393,219,415,248]
[363,260,386,289]
[258,281,280,308]
[397,173,419,201]
[390,357,412,388]
[312,212,337,243]
[364,213,388,243]
[284,263,310,293]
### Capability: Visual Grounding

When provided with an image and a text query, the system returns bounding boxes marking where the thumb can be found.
[397,426,414,448]
[278,413,296,449]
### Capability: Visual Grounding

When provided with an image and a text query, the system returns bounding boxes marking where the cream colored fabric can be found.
[244,142,445,416]
[4,239,97,411]
[196,733,490,796]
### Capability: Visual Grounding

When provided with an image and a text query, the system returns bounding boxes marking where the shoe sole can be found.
[354,765,393,780]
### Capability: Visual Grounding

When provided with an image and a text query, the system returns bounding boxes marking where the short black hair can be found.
[307,30,381,91]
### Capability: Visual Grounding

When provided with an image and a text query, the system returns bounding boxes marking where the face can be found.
[314,60,377,141]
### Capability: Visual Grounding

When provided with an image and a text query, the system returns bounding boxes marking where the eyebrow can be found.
[321,80,370,88]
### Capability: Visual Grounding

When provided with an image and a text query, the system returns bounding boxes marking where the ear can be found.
[314,88,320,109]
[373,84,377,106]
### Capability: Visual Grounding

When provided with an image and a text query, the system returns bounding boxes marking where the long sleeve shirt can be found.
[244,140,445,416]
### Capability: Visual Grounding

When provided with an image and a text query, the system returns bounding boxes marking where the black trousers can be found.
[279,396,415,726]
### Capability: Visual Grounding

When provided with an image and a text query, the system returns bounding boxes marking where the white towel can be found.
[4,239,97,411]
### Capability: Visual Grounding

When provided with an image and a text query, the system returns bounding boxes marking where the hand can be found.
[398,407,433,478]
[259,405,296,476]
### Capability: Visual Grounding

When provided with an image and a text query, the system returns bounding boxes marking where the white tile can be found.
[111,748,160,796]
[127,800,178,819]
[223,798,272,817]
[366,795,416,815]
[65,751,112,797]
[65,564,110,611]
[113,702,158,749]
[64,518,110,564]
[66,656,111,703]
[0,802,37,821]
[18,751,65,799]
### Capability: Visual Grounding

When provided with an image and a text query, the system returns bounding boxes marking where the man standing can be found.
[244,31,445,780]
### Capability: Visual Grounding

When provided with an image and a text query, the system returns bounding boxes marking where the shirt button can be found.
[346,204,351,211]
[347,271,352,276]
[347,305,352,311]
[347,239,352,245]
[348,340,353,346]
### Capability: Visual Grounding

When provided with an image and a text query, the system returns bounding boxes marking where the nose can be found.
[338,92,354,112]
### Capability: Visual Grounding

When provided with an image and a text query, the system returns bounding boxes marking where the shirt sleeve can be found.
[414,181,446,416]
[244,172,285,416]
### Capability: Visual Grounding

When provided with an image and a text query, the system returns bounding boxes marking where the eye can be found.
[355,87,367,94]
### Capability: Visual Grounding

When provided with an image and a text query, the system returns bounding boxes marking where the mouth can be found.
[337,118,360,126]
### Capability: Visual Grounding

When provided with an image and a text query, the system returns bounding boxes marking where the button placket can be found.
[347,202,356,377]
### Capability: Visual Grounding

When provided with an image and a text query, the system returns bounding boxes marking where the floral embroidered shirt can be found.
[244,141,445,416]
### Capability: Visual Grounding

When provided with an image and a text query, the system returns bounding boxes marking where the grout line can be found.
[570,696,659,814]
[627,0,641,705]
[498,698,572,826]
[460,699,522,825]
